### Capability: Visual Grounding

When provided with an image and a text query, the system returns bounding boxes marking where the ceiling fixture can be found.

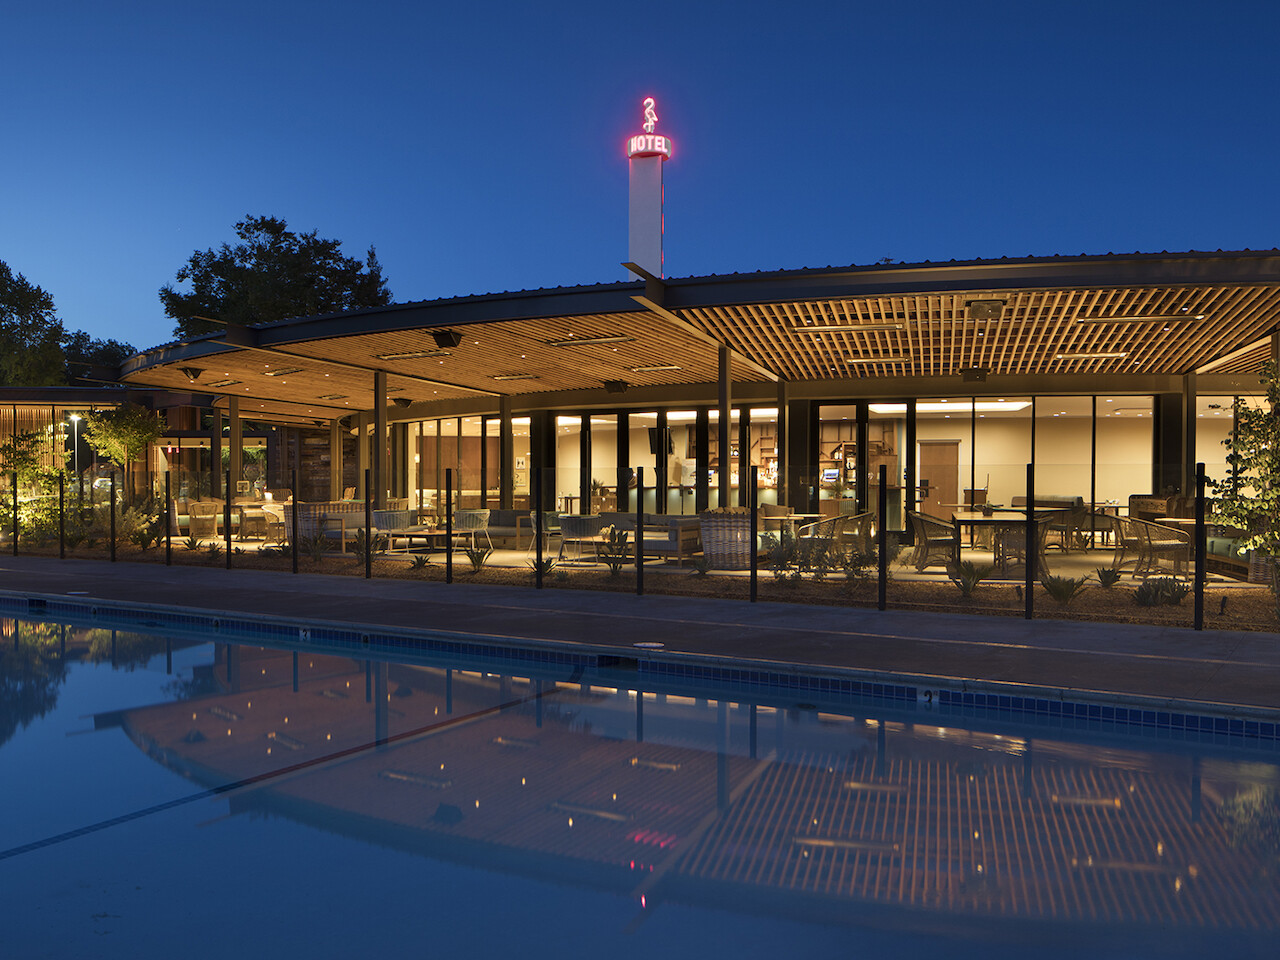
[966,299,1006,320]
[491,373,539,381]
[603,380,629,394]
[207,379,241,388]
[376,350,450,360]
[431,330,463,348]
[1075,321,1203,330]
[629,364,682,372]
[262,366,303,377]
[793,323,904,332]
[1055,352,1129,360]
[546,334,635,347]
[178,367,203,382]
[318,393,348,400]
[844,355,910,364]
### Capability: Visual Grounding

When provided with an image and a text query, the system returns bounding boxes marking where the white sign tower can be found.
[626,97,672,278]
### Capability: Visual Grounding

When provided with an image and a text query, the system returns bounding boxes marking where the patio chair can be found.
[188,502,219,541]
[525,510,561,554]
[1111,515,1148,576]
[260,503,287,545]
[1133,517,1191,576]
[558,513,605,562]
[906,511,959,572]
[451,508,492,552]
[797,512,875,564]
[992,514,1052,577]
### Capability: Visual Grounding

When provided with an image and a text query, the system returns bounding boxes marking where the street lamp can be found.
[69,414,81,495]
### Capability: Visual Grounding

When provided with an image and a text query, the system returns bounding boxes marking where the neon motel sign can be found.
[626,97,672,159]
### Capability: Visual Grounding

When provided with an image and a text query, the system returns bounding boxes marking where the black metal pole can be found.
[534,467,543,589]
[165,471,171,566]
[750,465,758,602]
[635,466,644,596]
[225,470,232,569]
[445,468,453,584]
[58,473,65,559]
[1024,462,1034,620]
[109,472,116,562]
[11,471,18,556]
[878,463,887,611]
[1194,461,1206,630]
[364,468,372,579]
[290,468,299,574]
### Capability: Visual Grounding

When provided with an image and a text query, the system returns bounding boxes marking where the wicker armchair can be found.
[1133,517,1191,576]
[797,512,875,563]
[906,511,959,572]
[187,502,219,541]
[699,507,757,570]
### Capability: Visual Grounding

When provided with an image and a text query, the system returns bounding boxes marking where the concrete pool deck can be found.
[2,554,1279,716]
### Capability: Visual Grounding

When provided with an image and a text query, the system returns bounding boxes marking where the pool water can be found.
[1,618,1277,959]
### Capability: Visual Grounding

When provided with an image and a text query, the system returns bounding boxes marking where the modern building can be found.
[115,249,1279,536]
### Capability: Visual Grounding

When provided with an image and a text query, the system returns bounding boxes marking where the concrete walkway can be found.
[2,555,1278,716]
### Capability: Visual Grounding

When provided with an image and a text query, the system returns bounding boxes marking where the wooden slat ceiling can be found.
[122,284,1280,416]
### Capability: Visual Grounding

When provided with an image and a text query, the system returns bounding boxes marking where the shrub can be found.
[527,556,556,577]
[947,560,994,598]
[598,526,631,578]
[464,545,492,573]
[1134,576,1190,607]
[1095,566,1121,587]
[409,554,432,570]
[1041,574,1089,605]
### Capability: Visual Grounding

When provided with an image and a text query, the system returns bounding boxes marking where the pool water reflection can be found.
[1,618,1277,958]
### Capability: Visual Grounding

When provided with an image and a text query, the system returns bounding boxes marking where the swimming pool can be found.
[1,617,1276,958]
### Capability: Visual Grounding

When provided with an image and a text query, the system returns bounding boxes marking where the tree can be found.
[0,260,65,386]
[160,215,393,339]
[1211,362,1280,613]
[84,403,163,499]
[62,330,136,382]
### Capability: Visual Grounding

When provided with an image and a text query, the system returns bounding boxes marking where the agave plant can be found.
[1095,566,1122,588]
[464,544,492,573]
[598,526,632,578]
[1134,576,1190,607]
[1041,574,1089,606]
[947,560,994,598]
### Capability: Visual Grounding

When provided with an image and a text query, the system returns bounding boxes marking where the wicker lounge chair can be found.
[906,511,959,572]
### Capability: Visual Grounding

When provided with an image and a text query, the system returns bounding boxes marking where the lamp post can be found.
[68,414,81,480]
[69,415,81,510]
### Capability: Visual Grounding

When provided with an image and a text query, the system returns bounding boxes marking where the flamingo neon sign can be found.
[627,97,671,159]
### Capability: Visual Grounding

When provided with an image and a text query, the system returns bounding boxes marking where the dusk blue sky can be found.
[4,1,1278,353]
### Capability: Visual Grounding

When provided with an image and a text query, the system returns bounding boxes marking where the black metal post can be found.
[290,468,299,574]
[58,473,65,559]
[10,471,16,556]
[445,468,453,584]
[749,465,758,602]
[364,468,372,579]
[165,471,171,566]
[534,467,543,589]
[1194,461,1206,630]
[635,466,644,596]
[109,472,116,563]
[878,463,887,611]
[224,470,232,569]
[1024,463,1034,620]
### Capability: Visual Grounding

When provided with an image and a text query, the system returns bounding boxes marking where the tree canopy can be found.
[84,403,163,497]
[0,260,65,386]
[160,215,393,339]
[62,330,136,382]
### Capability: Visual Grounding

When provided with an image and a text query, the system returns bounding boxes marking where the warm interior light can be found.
[870,401,1032,414]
